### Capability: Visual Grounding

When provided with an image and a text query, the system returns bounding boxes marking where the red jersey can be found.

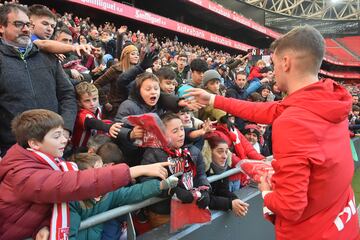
[72,107,102,148]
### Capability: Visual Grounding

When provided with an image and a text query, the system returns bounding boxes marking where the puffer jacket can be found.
[0,144,131,240]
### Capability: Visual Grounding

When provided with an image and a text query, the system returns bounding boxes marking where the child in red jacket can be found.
[0,109,171,240]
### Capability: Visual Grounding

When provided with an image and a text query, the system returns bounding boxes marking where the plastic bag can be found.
[237,159,274,186]
[123,113,170,148]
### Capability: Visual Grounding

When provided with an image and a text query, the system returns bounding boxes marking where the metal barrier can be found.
[79,167,243,231]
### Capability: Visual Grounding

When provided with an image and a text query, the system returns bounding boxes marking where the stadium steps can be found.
[332,38,360,61]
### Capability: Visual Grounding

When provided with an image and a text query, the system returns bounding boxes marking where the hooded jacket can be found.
[213,79,359,239]
[0,144,131,240]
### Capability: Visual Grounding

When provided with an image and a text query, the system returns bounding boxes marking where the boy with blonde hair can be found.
[72,82,122,148]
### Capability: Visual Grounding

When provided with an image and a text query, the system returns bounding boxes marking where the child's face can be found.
[79,92,99,113]
[177,111,192,126]
[32,127,68,158]
[245,132,258,145]
[261,89,270,98]
[206,79,220,94]
[258,63,265,69]
[160,79,176,94]
[211,143,228,167]
[165,118,185,149]
[140,79,160,107]
[354,111,360,117]
[192,70,204,86]
[152,59,161,72]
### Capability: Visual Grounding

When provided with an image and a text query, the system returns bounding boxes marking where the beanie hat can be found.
[202,69,221,87]
[120,45,138,60]
[218,64,227,71]
[243,124,261,139]
[258,83,271,93]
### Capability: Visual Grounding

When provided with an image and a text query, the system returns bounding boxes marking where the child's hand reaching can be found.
[160,174,179,190]
[130,162,173,180]
[109,122,123,138]
[201,118,216,134]
[35,226,49,240]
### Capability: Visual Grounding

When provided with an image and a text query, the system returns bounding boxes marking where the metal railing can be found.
[79,167,243,230]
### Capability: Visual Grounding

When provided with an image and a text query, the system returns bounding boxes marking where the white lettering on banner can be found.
[80,0,120,12]
[210,35,232,47]
[231,15,251,27]
[176,24,205,38]
[252,24,267,34]
[208,3,230,18]
[334,197,357,231]
[189,0,203,6]
[135,10,166,26]
[234,42,247,51]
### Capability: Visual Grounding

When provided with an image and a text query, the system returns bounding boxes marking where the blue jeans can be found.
[229,180,241,192]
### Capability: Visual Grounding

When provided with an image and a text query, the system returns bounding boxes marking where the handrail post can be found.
[127,212,136,240]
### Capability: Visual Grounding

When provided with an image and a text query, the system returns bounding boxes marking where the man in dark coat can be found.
[0,3,77,156]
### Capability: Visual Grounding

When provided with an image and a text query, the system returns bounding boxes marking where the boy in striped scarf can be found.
[0,109,171,240]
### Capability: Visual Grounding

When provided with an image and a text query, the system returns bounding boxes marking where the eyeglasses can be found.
[10,21,32,29]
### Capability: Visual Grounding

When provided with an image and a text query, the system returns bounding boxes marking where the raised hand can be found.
[201,118,216,134]
[139,50,159,70]
[73,44,93,56]
[118,25,128,34]
[183,88,214,106]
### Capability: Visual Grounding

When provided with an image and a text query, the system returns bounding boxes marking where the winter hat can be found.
[202,69,221,87]
[243,124,261,139]
[218,64,227,71]
[258,83,271,93]
[120,45,138,60]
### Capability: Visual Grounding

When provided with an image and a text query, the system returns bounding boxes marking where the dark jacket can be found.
[141,145,210,214]
[206,165,238,212]
[0,144,131,240]
[0,42,76,151]
[94,64,125,119]
[113,86,183,166]
[226,82,261,100]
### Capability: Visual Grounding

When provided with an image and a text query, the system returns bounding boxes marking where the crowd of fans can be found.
[0,2,356,240]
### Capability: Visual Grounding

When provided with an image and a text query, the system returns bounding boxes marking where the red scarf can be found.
[28,149,78,240]
[163,147,196,190]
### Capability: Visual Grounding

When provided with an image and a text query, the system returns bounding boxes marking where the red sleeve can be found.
[263,117,322,221]
[78,109,94,130]
[231,153,241,168]
[214,95,281,124]
[239,133,264,160]
[14,163,131,203]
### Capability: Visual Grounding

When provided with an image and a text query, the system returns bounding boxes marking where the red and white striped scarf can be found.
[28,149,78,240]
